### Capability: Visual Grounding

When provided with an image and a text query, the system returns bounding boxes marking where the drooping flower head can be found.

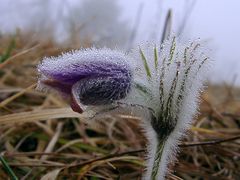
[37,36,210,180]
[38,48,133,113]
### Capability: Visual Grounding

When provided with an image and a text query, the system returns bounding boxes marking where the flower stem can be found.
[150,137,166,180]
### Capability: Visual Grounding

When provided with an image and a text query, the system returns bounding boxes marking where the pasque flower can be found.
[38,48,133,113]
[37,37,210,180]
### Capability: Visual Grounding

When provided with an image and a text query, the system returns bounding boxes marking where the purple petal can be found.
[42,79,72,95]
[39,61,130,85]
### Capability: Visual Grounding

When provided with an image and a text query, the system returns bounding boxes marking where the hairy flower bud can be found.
[37,48,132,113]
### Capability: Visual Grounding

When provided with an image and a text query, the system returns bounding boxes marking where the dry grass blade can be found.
[40,122,64,161]
[40,168,63,180]
[77,156,143,179]
[0,108,85,125]
[0,83,36,108]
[0,44,40,68]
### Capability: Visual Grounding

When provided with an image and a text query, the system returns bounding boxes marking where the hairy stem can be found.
[148,114,175,180]
[150,137,166,180]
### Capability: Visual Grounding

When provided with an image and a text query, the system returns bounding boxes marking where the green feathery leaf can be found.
[139,47,151,78]
[135,83,152,96]
[183,47,188,65]
[168,36,176,63]
[154,45,158,69]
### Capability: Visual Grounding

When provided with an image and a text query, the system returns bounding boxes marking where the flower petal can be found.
[38,48,132,84]
[40,61,130,84]
[41,79,72,95]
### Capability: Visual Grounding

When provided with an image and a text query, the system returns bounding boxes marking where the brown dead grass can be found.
[0,35,240,180]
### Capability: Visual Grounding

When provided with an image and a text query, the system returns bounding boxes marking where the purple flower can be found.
[37,48,132,113]
[37,37,210,180]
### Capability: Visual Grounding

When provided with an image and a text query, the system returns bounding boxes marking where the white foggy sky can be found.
[119,0,240,85]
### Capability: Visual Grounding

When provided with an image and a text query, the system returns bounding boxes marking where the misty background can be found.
[0,0,239,86]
